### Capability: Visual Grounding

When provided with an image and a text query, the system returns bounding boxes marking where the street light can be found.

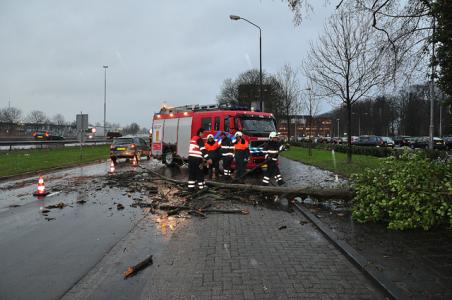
[336,118,340,138]
[103,65,108,137]
[352,112,368,136]
[229,14,263,111]
[292,87,311,141]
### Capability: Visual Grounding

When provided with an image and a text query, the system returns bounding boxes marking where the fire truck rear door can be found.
[177,117,192,159]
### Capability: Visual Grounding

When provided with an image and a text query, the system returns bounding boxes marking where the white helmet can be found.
[269,131,278,139]
[235,131,243,137]
[207,134,214,140]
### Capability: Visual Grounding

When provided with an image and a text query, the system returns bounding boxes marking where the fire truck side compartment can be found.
[152,119,164,157]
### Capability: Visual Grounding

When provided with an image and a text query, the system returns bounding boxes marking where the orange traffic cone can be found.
[33,176,49,197]
[132,156,138,166]
[109,160,115,173]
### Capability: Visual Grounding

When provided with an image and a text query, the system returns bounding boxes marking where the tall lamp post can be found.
[352,112,368,136]
[294,87,311,141]
[336,118,340,138]
[230,15,263,111]
[103,65,108,137]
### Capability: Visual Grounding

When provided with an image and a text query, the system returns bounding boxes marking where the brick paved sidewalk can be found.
[141,206,384,300]
[64,204,384,300]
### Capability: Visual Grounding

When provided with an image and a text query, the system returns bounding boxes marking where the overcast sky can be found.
[0,0,336,128]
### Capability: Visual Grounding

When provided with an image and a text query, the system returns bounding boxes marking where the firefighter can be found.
[262,131,285,186]
[204,134,220,179]
[232,131,249,182]
[188,128,207,191]
[218,131,234,180]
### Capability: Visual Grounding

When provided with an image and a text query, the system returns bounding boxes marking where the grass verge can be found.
[281,146,382,177]
[0,145,109,177]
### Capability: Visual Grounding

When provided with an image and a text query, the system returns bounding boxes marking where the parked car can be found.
[110,136,151,164]
[392,136,411,147]
[32,131,64,140]
[316,136,331,144]
[409,137,447,150]
[443,136,452,150]
[381,136,395,148]
[331,137,343,144]
[355,135,387,147]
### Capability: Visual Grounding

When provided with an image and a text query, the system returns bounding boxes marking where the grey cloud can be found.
[0,0,335,127]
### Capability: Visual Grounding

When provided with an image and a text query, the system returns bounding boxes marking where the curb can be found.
[0,159,107,183]
[293,202,409,300]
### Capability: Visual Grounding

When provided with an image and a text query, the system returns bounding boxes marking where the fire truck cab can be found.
[151,104,276,169]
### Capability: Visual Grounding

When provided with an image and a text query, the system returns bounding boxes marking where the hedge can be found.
[289,141,449,160]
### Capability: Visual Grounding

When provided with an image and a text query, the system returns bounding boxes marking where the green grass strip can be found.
[0,145,110,177]
[281,146,382,177]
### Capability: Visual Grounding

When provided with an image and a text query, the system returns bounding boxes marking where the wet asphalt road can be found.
[0,157,343,300]
[0,160,162,300]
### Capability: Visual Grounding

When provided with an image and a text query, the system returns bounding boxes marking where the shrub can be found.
[351,152,452,230]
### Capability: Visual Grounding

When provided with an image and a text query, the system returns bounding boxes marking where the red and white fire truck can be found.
[151,104,277,169]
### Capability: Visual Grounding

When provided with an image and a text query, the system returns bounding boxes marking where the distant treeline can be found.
[326,84,452,137]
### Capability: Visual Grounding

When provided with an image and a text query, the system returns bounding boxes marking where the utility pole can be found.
[439,93,444,137]
[336,118,340,138]
[429,16,436,149]
[103,65,108,137]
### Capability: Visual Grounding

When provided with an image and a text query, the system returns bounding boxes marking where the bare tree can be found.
[217,69,283,115]
[217,78,239,105]
[0,106,22,123]
[52,114,66,126]
[304,10,391,162]
[123,123,140,135]
[27,110,47,124]
[276,64,301,140]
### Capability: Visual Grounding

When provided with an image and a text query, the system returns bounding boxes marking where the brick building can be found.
[277,115,332,140]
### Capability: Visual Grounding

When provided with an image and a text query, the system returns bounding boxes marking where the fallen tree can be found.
[142,167,354,201]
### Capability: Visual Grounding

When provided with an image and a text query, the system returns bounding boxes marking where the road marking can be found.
[47,191,61,197]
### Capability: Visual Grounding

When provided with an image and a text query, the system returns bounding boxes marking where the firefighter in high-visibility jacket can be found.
[232,131,249,182]
[218,131,234,180]
[204,134,220,179]
[262,131,285,186]
[188,128,207,190]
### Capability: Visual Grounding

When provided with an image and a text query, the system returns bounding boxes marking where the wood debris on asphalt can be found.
[105,166,351,222]
[123,254,153,279]
[45,202,67,209]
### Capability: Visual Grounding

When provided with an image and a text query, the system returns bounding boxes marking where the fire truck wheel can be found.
[163,151,175,166]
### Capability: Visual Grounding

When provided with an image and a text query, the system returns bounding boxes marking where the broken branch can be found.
[123,254,153,279]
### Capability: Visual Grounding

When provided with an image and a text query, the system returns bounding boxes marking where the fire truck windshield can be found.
[240,117,276,136]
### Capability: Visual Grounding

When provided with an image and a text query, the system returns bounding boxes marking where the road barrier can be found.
[0,139,111,151]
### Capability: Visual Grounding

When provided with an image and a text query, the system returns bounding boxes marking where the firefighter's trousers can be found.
[222,155,233,177]
[188,156,205,190]
[207,153,220,179]
[262,159,283,185]
[234,150,248,179]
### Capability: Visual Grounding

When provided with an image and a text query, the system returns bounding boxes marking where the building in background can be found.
[277,115,332,141]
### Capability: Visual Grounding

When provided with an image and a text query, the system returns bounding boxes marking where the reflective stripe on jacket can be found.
[219,137,234,157]
[188,136,205,159]
[263,140,282,161]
